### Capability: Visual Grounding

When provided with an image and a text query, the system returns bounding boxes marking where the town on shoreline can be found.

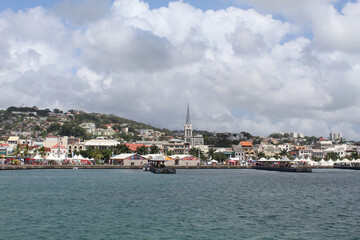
[1,106,360,168]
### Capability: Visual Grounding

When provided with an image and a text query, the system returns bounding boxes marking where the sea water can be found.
[0,169,359,240]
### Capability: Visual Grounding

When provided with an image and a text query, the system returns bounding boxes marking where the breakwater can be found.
[0,165,333,170]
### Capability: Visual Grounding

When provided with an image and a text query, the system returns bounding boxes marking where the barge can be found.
[253,158,312,173]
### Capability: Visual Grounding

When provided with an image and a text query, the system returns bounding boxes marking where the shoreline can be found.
[0,165,334,170]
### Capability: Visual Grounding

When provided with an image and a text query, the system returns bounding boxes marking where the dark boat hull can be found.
[149,166,176,174]
[252,166,312,172]
[333,166,360,170]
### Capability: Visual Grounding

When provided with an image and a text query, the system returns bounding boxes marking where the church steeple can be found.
[184,103,193,144]
[186,103,191,125]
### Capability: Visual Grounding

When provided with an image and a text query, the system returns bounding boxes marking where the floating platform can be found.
[252,166,312,173]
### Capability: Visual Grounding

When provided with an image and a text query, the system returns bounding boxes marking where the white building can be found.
[50,142,68,156]
[329,132,342,142]
[80,123,96,134]
[85,138,120,149]
[43,136,68,148]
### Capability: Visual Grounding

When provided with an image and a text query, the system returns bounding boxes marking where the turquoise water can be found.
[0,169,359,240]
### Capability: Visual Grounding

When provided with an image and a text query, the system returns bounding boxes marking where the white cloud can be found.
[0,0,360,139]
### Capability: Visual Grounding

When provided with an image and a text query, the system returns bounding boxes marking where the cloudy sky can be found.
[1,0,360,139]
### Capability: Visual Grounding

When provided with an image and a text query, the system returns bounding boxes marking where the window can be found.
[131,162,134,166]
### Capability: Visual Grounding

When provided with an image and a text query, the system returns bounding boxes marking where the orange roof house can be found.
[240,141,253,147]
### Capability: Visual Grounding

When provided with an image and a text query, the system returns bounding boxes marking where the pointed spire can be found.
[186,102,191,125]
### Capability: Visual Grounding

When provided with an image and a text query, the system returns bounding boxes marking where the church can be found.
[184,103,204,146]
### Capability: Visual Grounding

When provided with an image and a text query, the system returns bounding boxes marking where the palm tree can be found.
[116,144,131,154]
[150,144,161,154]
[325,152,339,161]
[93,150,103,164]
[136,145,148,155]
[208,148,215,160]
[39,146,46,158]
[257,151,266,159]
[350,152,358,160]
[14,145,21,159]
[23,145,29,158]
[189,147,199,157]
[280,149,288,157]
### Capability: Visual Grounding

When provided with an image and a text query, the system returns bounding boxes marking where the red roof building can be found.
[125,143,150,152]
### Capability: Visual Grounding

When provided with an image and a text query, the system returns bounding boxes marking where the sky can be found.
[1,0,360,139]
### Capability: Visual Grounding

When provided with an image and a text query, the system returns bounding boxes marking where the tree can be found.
[208,148,215,160]
[60,123,73,136]
[280,149,288,157]
[39,146,46,158]
[189,147,199,157]
[350,152,358,160]
[115,144,131,154]
[72,126,87,139]
[14,145,21,158]
[23,145,29,158]
[47,123,61,134]
[189,147,206,162]
[136,145,148,155]
[325,152,340,160]
[150,144,161,154]
[53,108,62,114]
[33,125,42,132]
[213,152,227,163]
[101,149,112,163]
[92,150,103,164]
[257,151,266,159]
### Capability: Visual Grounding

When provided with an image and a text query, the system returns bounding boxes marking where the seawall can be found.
[0,165,333,170]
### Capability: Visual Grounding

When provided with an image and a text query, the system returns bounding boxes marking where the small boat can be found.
[252,158,312,173]
[146,156,176,174]
[73,167,79,170]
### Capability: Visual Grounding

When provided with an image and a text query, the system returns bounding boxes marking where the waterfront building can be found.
[68,142,85,155]
[294,146,313,159]
[110,153,147,166]
[43,136,66,148]
[312,149,325,158]
[164,139,187,154]
[170,154,200,166]
[232,144,246,160]
[256,144,280,157]
[240,141,255,159]
[0,143,11,156]
[50,142,68,156]
[85,138,120,150]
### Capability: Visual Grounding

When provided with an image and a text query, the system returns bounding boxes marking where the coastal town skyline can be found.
[1,0,360,139]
